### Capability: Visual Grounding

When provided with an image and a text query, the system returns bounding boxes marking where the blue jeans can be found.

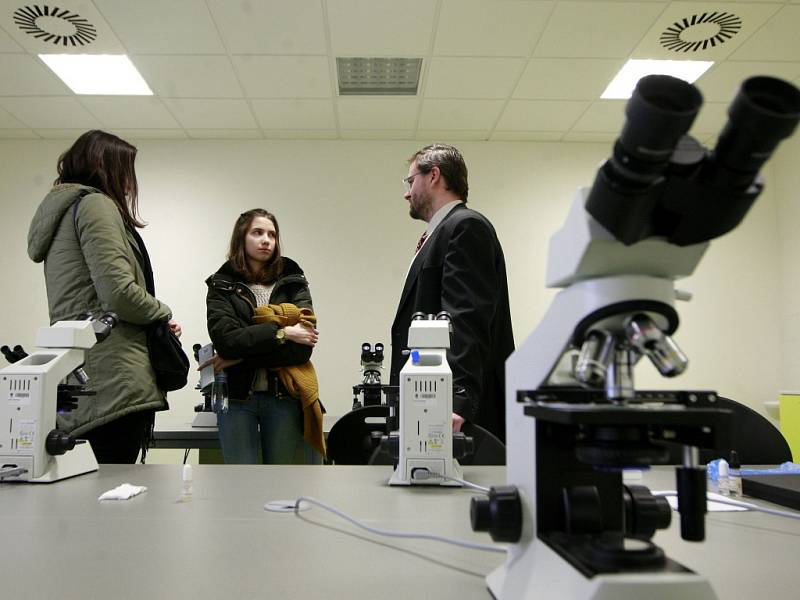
[217,392,320,464]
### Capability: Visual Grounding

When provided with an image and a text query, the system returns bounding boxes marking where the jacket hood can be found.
[210,257,304,283]
[27,184,100,263]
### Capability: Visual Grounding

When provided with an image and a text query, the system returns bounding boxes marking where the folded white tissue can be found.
[98,483,148,501]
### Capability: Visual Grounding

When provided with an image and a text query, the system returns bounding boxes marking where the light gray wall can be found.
[0,137,792,441]
[773,134,800,394]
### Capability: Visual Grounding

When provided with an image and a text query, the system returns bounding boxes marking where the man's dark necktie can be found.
[415,231,428,253]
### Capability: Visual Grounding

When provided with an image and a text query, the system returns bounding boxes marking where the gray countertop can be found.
[1,465,798,599]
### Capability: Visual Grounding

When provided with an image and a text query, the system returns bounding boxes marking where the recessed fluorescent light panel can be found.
[39,54,153,95]
[337,57,422,95]
[601,59,713,99]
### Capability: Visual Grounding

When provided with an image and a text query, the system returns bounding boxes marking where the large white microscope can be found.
[471,74,800,598]
[0,313,117,483]
[389,312,463,486]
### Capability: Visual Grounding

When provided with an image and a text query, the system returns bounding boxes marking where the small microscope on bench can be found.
[470,74,800,598]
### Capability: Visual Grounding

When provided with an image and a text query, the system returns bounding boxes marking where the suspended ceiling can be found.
[0,0,798,142]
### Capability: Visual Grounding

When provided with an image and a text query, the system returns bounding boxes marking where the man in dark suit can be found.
[390,143,514,442]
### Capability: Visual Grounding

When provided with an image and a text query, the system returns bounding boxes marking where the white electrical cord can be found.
[409,468,491,493]
[654,491,800,521]
[265,495,507,554]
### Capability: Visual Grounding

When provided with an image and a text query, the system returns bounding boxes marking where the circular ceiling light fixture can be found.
[13,4,97,47]
[660,12,741,53]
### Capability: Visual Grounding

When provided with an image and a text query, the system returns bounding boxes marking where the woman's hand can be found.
[197,355,243,373]
[167,319,182,338]
[284,323,319,347]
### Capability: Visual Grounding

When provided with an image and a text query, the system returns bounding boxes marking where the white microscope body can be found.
[472,74,800,600]
[389,315,463,486]
[488,188,716,599]
[0,320,102,482]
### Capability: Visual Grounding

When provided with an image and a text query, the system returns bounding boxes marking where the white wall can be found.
[773,134,800,394]
[0,137,791,436]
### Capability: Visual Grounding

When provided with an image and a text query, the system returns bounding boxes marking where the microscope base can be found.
[487,540,717,600]
[29,442,98,483]
[388,459,463,486]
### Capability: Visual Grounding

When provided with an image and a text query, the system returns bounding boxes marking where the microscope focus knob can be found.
[45,429,76,456]
[624,485,672,539]
[470,485,522,543]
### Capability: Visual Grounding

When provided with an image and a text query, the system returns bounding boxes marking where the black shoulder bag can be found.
[73,196,189,392]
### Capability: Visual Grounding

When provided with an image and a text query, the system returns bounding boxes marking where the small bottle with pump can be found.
[212,371,229,414]
[717,458,730,496]
[728,450,743,498]
[181,464,193,502]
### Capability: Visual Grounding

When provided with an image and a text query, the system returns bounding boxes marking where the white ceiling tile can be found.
[186,129,263,140]
[632,2,782,61]
[490,131,564,141]
[328,0,434,56]
[0,128,38,138]
[570,100,626,132]
[251,99,336,130]
[0,54,69,95]
[696,62,800,102]
[0,0,125,53]
[161,98,257,129]
[263,130,339,140]
[416,130,491,141]
[419,99,505,130]
[233,56,331,98]
[434,0,553,57]
[496,100,590,131]
[689,102,728,136]
[33,128,94,139]
[338,98,419,129]
[94,0,224,54]
[341,130,413,140]
[79,97,180,129]
[0,25,23,51]
[132,55,243,98]
[729,6,800,61]
[562,131,617,142]
[534,2,666,58]
[425,58,526,99]
[208,0,326,55]
[0,97,100,128]
[111,129,187,140]
[514,58,624,100]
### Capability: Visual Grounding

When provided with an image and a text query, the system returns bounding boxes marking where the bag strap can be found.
[72,192,156,296]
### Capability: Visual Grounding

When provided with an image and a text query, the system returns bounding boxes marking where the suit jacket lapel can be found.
[395,204,465,316]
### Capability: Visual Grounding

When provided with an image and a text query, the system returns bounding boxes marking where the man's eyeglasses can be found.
[403,171,424,193]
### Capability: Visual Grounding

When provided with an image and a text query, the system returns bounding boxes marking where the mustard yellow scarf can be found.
[253,303,325,459]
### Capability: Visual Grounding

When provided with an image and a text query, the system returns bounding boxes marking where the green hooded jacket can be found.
[27,184,172,436]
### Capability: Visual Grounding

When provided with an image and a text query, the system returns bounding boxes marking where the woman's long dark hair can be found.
[55,129,144,228]
[228,209,283,284]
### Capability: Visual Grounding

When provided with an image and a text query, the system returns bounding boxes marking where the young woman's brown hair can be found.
[55,129,144,228]
[227,208,284,284]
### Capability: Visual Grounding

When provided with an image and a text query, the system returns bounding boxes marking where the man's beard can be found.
[408,191,429,221]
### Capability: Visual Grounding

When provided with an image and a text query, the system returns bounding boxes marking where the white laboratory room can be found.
[1,1,800,599]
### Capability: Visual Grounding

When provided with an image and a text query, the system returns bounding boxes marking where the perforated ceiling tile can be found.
[337,57,422,96]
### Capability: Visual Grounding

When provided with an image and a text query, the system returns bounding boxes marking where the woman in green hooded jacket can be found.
[27,130,182,464]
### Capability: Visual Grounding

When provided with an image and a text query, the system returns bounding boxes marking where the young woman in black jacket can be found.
[205,209,319,464]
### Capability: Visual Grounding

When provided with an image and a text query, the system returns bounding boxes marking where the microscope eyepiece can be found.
[710,76,800,186]
[619,74,703,174]
[91,312,118,343]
